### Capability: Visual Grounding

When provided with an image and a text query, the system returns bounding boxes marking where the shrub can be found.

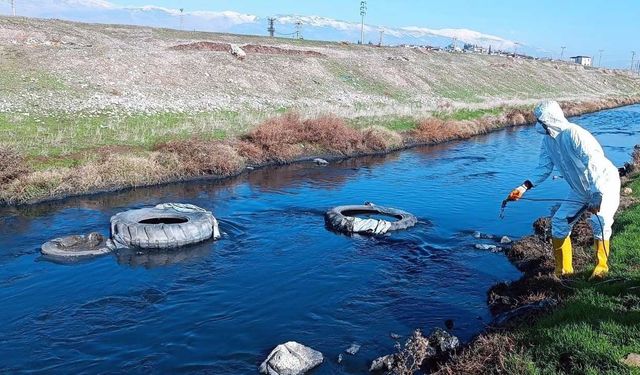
[362,126,403,151]
[154,139,245,176]
[0,146,29,185]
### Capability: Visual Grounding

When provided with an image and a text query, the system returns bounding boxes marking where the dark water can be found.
[1,105,639,374]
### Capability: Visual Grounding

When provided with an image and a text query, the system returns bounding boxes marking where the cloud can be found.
[275,15,518,49]
[4,1,519,50]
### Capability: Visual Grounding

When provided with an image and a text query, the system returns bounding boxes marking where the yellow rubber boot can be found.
[552,237,574,277]
[590,240,610,280]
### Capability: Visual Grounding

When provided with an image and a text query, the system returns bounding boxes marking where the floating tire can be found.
[41,232,113,258]
[110,203,220,249]
[325,203,417,235]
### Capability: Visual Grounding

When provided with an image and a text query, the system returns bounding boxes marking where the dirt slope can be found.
[1,16,640,118]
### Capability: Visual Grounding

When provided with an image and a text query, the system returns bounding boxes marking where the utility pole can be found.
[294,20,303,39]
[9,0,15,16]
[359,1,367,45]
[378,29,384,47]
[631,51,636,72]
[179,8,184,30]
[513,42,520,56]
[598,49,604,67]
[267,17,275,37]
[560,46,566,60]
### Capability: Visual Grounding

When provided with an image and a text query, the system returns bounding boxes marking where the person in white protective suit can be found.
[506,100,621,279]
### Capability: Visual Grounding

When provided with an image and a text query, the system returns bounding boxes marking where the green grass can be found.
[507,176,640,374]
[0,110,246,158]
[0,64,70,94]
[326,61,409,101]
[434,107,505,121]
[348,116,419,131]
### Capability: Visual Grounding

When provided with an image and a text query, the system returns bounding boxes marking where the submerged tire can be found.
[325,204,417,235]
[41,232,113,258]
[110,203,220,249]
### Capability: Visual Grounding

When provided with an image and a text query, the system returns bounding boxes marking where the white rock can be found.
[345,343,360,355]
[259,341,323,375]
[369,354,395,372]
[313,158,329,166]
[623,187,633,196]
[475,244,500,252]
[500,236,512,244]
[230,44,246,60]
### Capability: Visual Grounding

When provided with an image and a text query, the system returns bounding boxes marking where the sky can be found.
[3,0,638,68]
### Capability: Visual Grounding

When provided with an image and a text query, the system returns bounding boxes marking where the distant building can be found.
[463,43,487,54]
[570,56,592,66]
[445,43,462,53]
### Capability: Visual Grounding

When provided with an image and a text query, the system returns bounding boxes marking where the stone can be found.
[369,354,396,372]
[259,341,323,375]
[337,353,343,364]
[345,343,360,355]
[230,44,246,60]
[473,231,494,239]
[313,158,329,166]
[428,328,460,354]
[623,187,633,196]
[622,353,640,367]
[474,244,500,252]
[389,332,401,340]
[500,236,512,244]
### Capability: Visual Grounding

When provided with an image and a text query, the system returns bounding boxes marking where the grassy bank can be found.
[1,96,639,205]
[439,166,640,374]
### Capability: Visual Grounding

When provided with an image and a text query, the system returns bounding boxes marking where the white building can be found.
[570,56,592,66]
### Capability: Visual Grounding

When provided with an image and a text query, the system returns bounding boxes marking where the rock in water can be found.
[259,341,323,375]
[474,244,500,252]
[500,236,512,244]
[345,343,360,355]
[313,158,329,166]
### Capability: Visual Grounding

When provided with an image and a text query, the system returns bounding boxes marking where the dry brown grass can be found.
[362,126,403,151]
[0,146,29,185]
[153,139,245,176]
[435,333,526,375]
[0,152,179,204]
[244,113,370,162]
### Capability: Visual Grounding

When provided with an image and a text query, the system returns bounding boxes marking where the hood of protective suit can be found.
[534,100,570,138]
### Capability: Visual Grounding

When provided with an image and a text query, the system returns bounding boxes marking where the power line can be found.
[359,1,367,45]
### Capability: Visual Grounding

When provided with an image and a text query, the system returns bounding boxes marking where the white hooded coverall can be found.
[531,101,620,240]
